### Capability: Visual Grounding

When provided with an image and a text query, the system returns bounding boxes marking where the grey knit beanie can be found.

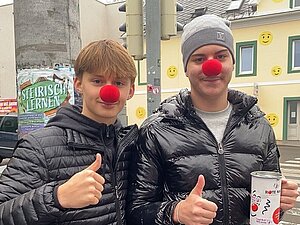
[181,14,235,72]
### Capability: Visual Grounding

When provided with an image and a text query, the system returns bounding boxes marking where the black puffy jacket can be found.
[127,89,281,225]
[0,105,138,225]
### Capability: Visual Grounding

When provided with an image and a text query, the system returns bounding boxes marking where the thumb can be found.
[281,178,288,187]
[86,153,102,172]
[190,175,205,197]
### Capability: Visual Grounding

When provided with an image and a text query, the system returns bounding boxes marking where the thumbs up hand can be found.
[173,175,218,225]
[57,153,105,208]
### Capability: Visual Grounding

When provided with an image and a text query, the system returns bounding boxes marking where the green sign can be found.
[20,80,68,113]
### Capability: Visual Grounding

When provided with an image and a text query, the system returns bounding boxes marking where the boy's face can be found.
[74,71,134,125]
[186,44,234,101]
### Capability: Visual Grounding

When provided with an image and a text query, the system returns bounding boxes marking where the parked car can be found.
[0,113,18,163]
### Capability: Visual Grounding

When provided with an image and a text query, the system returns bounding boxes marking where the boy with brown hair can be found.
[0,39,138,225]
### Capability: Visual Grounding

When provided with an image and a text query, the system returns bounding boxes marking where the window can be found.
[236,41,257,77]
[288,35,300,74]
[226,0,244,11]
[0,115,18,133]
[290,0,300,8]
[289,101,297,124]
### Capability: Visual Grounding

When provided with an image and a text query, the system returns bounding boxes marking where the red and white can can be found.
[250,171,282,225]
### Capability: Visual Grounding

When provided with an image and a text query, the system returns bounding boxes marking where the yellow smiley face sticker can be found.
[266,113,279,127]
[259,31,273,45]
[271,66,282,76]
[136,107,146,119]
[167,65,178,78]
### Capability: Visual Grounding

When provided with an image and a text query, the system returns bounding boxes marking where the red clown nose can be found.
[99,85,120,103]
[202,59,222,76]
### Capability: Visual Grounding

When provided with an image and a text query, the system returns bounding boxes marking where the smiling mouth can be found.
[98,101,118,105]
[203,77,221,81]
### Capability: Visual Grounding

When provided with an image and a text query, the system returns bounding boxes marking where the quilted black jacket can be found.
[127,89,281,225]
[0,105,138,225]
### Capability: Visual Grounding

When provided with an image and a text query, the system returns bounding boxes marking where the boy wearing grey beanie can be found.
[127,14,299,225]
[181,14,235,72]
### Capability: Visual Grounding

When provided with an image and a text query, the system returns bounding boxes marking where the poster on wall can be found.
[0,99,18,114]
[17,67,75,137]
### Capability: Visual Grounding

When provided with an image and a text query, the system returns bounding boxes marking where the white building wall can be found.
[79,0,125,47]
[0,4,16,98]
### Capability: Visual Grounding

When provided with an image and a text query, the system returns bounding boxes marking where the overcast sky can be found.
[0,0,118,6]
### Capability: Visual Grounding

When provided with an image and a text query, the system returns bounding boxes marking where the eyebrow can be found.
[90,73,128,81]
[215,49,230,54]
[89,74,104,78]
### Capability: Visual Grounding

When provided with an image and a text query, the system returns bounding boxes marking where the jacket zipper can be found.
[217,142,229,225]
[112,171,122,225]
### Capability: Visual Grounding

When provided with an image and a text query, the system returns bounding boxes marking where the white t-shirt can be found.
[195,102,232,143]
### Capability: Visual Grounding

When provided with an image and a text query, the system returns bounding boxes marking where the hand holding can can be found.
[250,171,282,225]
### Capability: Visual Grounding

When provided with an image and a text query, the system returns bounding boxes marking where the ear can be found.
[74,77,82,93]
[127,84,135,100]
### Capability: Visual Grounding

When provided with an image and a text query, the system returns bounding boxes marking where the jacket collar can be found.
[156,88,262,121]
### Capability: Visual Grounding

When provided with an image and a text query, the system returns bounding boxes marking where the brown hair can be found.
[74,39,137,83]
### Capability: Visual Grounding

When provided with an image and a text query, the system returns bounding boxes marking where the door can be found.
[287,100,300,140]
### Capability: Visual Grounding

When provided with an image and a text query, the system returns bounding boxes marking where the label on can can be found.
[250,171,282,225]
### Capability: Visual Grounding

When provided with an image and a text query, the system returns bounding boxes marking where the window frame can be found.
[287,35,300,74]
[235,41,257,77]
[289,0,300,8]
